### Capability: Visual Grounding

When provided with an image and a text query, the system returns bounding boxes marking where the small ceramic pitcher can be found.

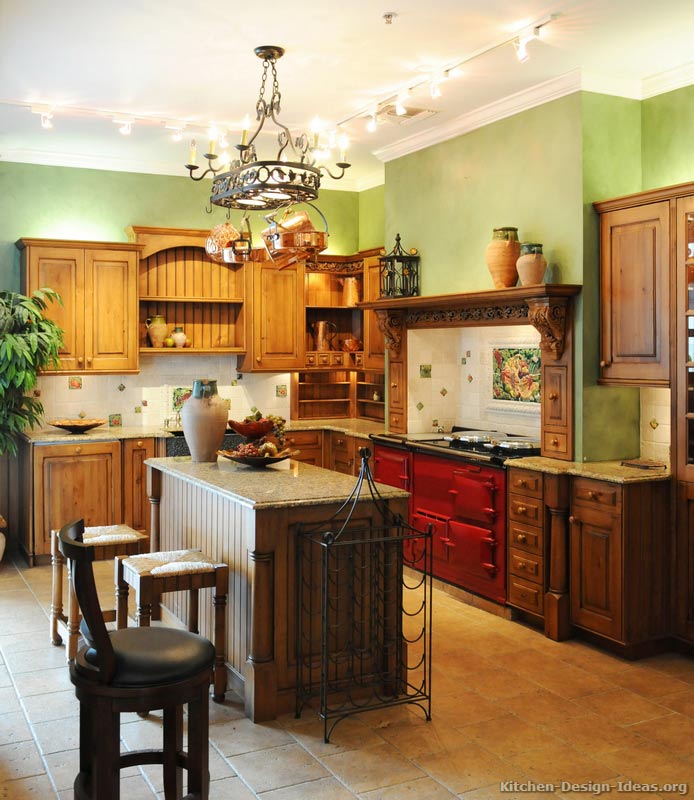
[171,326,188,348]
[145,315,167,348]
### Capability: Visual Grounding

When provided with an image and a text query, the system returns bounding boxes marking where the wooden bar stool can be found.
[115,549,228,702]
[51,524,148,661]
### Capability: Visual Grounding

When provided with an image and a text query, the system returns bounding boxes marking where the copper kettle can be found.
[312,320,337,351]
[339,276,360,306]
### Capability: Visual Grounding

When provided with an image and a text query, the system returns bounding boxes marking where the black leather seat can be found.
[59,519,215,800]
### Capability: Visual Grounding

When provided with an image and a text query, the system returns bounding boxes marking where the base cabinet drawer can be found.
[508,576,544,615]
[509,547,543,583]
[286,430,324,467]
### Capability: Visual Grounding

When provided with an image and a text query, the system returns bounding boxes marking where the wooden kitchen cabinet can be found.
[128,226,246,355]
[594,196,671,385]
[285,429,324,467]
[327,431,357,475]
[18,439,123,564]
[237,260,305,372]
[362,255,386,370]
[122,437,154,534]
[507,468,547,619]
[18,239,140,373]
[569,476,670,651]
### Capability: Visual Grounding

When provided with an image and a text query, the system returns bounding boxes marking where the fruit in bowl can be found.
[228,412,286,444]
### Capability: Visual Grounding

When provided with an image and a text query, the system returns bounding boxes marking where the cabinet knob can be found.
[569,515,576,524]
[518,561,527,570]
[75,446,82,454]
[551,438,559,446]
[517,505,527,514]
[77,357,84,365]
[600,360,611,368]
[137,440,144,448]
[336,438,345,446]
[517,479,527,487]
[588,490,598,500]
[548,392,558,400]
[517,533,527,544]
[86,357,92,366]
[391,383,397,389]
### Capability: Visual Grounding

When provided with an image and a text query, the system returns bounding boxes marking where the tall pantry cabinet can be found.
[595,180,694,644]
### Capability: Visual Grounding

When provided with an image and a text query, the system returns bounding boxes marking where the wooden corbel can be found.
[374,310,405,356]
[526,297,569,360]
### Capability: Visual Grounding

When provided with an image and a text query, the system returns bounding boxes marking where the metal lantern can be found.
[379,233,420,297]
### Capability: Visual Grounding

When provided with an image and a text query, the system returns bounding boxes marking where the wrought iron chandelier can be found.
[185,45,351,211]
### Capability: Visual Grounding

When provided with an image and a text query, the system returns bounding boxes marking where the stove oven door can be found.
[447,464,500,525]
[446,519,506,604]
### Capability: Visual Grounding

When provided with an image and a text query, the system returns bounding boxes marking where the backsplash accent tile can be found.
[276,384,287,397]
[68,377,82,390]
[108,413,122,427]
[419,364,432,378]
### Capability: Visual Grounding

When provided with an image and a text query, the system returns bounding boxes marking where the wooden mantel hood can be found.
[359,283,582,360]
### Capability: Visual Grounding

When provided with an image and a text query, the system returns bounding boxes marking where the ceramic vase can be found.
[171,326,188,348]
[181,379,228,462]
[146,314,168,348]
[516,243,547,286]
[485,227,521,289]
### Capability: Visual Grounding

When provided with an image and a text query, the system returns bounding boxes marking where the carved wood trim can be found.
[375,310,405,356]
[526,297,569,360]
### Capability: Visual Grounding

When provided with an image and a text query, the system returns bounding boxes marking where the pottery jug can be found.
[516,243,547,286]
[171,326,188,348]
[180,379,228,462]
[339,276,361,306]
[145,314,168,348]
[312,320,337,351]
[485,227,521,289]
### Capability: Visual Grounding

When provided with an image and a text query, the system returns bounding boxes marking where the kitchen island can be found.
[145,455,409,722]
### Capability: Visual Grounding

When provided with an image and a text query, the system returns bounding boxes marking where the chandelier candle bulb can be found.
[188,139,197,166]
[240,115,250,147]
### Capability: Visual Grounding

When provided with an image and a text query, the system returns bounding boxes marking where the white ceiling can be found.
[1,0,693,191]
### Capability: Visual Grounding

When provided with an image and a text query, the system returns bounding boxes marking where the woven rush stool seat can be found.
[116,549,228,702]
[59,520,213,800]
[51,524,148,661]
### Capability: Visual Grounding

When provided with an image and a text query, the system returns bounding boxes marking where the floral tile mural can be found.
[492,347,541,403]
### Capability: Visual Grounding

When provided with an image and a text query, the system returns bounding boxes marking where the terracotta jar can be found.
[180,379,228,462]
[145,315,168,348]
[516,243,547,286]
[485,227,520,289]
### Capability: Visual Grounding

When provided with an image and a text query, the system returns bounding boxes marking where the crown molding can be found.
[642,61,694,98]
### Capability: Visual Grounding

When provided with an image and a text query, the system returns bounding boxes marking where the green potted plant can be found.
[0,287,63,457]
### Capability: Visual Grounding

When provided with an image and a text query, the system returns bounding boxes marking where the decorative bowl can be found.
[342,338,362,352]
[217,449,298,468]
[228,419,275,439]
[49,418,107,434]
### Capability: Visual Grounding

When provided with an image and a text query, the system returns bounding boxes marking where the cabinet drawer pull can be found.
[551,438,559,446]
[548,392,558,400]
[518,561,527,570]
[516,533,527,544]
[75,446,82,454]
[569,515,576,524]
[588,490,598,500]
[77,357,84,365]
[600,360,611,368]
[391,382,397,389]
[137,440,144,447]
[256,357,262,363]
[86,357,92,365]
[516,505,527,514]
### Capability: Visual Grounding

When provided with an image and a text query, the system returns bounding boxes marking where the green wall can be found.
[642,84,694,189]
[385,95,585,295]
[358,185,385,251]
[0,162,359,291]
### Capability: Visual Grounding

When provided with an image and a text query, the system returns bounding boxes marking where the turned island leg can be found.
[544,473,572,641]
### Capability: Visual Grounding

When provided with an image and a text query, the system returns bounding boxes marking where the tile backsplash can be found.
[407,325,542,436]
[639,387,671,464]
[35,356,291,429]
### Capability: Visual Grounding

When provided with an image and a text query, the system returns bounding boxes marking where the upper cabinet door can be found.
[86,249,138,372]
[598,201,670,386]
[363,255,385,370]
[25,246,85,373]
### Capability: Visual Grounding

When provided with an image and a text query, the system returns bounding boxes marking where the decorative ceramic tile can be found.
[466,350,471,358]
[440,387,448,396]
[251,406,258,414]
[467,374,474,383]
[649,418,659,430]
[419,364,432,378]
[432,419,439,427]
[33,388,41,397]
[117,383,126,392]
[231,380,238,387]
[276,384,288,398]
[108,413,122,427]
[172,387,192,412]
[142,400,148,407]
[134,406,142,414]
[68,377,82,390]
[416,402,424,411]
[492,347,541,403]
[460,357,467,365]
[78,411,86,419]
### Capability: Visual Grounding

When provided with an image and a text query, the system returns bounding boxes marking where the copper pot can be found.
[342,337,362,352]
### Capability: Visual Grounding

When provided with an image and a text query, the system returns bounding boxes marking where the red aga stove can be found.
[371,429,541,604]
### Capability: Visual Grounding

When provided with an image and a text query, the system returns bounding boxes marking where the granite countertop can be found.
[23,418,386,445]
[146,455,408,510]
[510,456,672,484]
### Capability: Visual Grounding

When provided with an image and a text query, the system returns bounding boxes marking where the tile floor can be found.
[1,546,694,799]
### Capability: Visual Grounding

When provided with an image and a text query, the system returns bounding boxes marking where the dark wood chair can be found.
[58,519,214,800]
